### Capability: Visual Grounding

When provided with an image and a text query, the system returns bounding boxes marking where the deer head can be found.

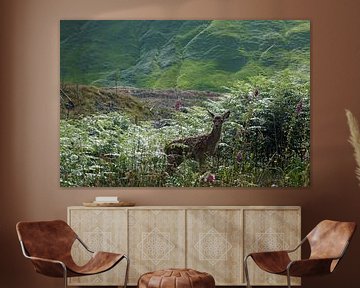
[207,110,230,131]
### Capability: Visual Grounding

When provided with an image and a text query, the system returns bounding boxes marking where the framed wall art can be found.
[60,20,310,187]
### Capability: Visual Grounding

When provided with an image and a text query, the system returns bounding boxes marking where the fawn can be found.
[165,110,230,171]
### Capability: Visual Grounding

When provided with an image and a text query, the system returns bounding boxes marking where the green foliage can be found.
[60,69,310,187]
[61,20,310,92]
[60,20,310,187]
[176,60,235,90]
[218,69,310,187]
[60,111,209,187]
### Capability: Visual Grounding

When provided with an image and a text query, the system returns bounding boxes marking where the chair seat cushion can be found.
[250,251,291,274]
[138,268,215,288]
[66,252,124,276]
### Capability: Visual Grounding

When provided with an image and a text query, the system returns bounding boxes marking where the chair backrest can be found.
[16,220,77,261]
[307,220,356,261]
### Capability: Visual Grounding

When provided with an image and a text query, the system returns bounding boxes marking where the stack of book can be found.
[93,196,119,204]
[82,196,135,207]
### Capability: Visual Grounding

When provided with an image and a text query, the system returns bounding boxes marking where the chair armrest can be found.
[285,237,307,253]
[26,255,67,278]
[26,255,65,265]
[19,240,67,277]
[245,236,306,258]
[287,258,336,277]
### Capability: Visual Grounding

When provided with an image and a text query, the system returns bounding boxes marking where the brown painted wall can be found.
[1,0,360,287]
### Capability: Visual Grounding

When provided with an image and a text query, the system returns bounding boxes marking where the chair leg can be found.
[123,255,130,288]
[62,264,68,288]
[244,255,252,288]
[286,270,291,288]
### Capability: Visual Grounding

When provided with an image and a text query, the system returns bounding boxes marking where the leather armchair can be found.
[16,219,129,288]
[244,220,356,288]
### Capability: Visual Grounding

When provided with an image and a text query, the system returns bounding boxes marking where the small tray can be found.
[83,201,135,207]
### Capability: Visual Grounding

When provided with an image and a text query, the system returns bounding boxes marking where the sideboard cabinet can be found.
[67,206,301,286]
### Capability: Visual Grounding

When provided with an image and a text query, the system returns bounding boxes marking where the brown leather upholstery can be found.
[307,220,356,260]
[16,220,126,278]
[246,219,356,283]
[250,251,291,274]
[138,268,215,288]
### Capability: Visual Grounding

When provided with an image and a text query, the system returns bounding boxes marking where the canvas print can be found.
[60,20,310,187]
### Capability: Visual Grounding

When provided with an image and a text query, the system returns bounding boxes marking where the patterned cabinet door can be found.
[187,209,243,285]
[68,208,128,286]
[243,208,301,286]
[128,209,186,284]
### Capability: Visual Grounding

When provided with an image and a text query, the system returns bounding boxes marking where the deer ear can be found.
[207,109,215,118]
[223,110,230,119]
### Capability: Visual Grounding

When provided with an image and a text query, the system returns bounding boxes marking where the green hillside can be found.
[60,20,310,92]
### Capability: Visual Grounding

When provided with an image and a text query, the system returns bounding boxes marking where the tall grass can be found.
[60,70,310,187]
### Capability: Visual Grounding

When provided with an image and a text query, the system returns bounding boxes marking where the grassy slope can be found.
[60,85,152,120]
[60,20,310,92]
